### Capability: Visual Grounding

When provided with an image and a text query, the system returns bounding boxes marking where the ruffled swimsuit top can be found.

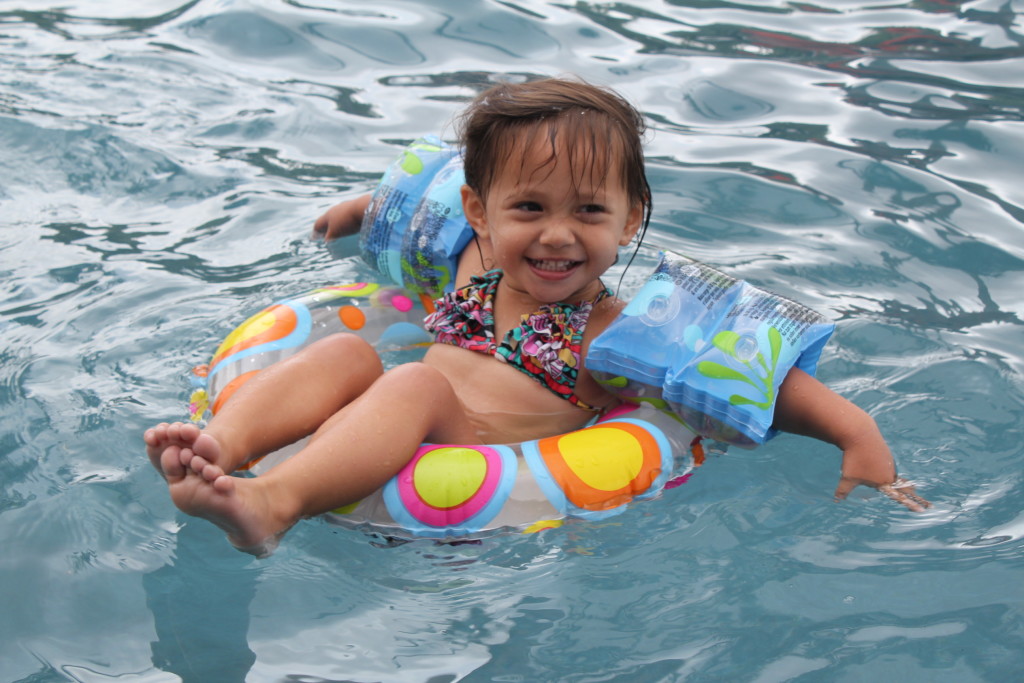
[424,269,611,411]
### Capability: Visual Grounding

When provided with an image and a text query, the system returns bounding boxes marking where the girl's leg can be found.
[166,362,479,554]
[145,333,383,475]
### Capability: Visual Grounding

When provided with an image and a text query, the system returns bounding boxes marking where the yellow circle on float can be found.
[414,447,487,509]
[558,427,644,492]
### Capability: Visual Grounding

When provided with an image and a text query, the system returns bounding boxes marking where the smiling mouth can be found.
[527,258,581,272]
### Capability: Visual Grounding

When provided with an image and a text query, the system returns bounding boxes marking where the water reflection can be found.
[684,78,774,120]
[0,2,200,39]
[182,10,342,69]
[305,21,426,66]
[144,524,258,681]
[1,0,1022,680]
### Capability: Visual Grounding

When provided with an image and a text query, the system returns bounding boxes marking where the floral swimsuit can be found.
[424,269,611,411]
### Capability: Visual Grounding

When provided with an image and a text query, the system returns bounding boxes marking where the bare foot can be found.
[144,422,232,478]
[161,447,295,557]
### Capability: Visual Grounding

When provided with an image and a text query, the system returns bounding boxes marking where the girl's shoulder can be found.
[574,294,629,412]
[584,294,627,339]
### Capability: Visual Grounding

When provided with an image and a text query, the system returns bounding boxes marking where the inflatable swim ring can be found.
[188,282,703,539]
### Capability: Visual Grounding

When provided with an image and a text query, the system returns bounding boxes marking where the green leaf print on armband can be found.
[401,251,452,296]
[696,326,783,410]
[400,140,445,175]
[594,375,630,389]
[591,376,693,428]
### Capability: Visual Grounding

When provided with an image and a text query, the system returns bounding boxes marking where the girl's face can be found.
[462,135,642,306]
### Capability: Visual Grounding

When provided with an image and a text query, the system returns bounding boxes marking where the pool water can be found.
[2,1,1023,681]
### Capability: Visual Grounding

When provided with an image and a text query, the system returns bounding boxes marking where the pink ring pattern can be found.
[388,444,512,528]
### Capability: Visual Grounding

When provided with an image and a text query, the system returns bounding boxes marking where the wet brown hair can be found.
[457,77,652,241]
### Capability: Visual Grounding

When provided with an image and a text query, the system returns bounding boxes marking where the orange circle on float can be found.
[535,421,662,511]
[338,305,366,330]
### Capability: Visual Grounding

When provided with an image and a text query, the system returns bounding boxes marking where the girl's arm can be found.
[772,367,930,511]
[312,194,371,240]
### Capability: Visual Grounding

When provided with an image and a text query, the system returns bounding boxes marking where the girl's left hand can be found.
[877,477,931,511]
[836,473,932,512]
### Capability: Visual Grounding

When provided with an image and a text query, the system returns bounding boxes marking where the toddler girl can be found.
[145,77,927,556]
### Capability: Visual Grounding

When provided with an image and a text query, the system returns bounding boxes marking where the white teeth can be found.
[530,259,577,272]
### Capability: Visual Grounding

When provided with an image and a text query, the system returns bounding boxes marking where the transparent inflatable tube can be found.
[188,282,701,539]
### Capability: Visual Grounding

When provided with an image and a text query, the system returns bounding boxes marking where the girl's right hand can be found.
[313,194,371,240]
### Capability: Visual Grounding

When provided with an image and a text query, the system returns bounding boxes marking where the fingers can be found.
[837,475,932,512]
[878,479,932,512]
[312,212,328,239]
[833,476,858,501]
[312,204,353,240]
[313,196,371,240]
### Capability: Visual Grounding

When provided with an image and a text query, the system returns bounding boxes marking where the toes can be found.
[180,422,201,443]
[191,432,221,464]
[212,473,234,493]
[144,423,171,447]
[185,451,225,482]
[200,461,226,482]
[160,446,185,480]
[185,449,208,474]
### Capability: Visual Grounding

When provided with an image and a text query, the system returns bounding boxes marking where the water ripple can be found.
[1,1,1022,681]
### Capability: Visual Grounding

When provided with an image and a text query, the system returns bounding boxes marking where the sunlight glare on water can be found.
[1,0,1022,681]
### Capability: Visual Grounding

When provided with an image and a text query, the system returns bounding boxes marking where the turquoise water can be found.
[2,0,1023,680]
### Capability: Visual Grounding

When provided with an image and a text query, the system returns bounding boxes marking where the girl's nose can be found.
[538,218,575,247]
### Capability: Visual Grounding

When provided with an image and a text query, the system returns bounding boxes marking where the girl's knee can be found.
[381,361,448,389]
[378,364,476,443]
[299,333,383,377]
[377,363,460,405]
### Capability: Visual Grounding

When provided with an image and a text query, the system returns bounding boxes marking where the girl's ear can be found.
[618,201,643,246]
[461,185,489,239]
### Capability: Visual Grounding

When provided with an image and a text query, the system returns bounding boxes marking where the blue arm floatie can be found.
[359,136,475,298]
[587,252,835,447]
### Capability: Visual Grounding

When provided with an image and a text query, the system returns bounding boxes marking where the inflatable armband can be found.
[587,252,834,446]
[360,138,474,298]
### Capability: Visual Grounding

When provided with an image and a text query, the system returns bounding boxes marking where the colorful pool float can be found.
[187,282,703,539]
